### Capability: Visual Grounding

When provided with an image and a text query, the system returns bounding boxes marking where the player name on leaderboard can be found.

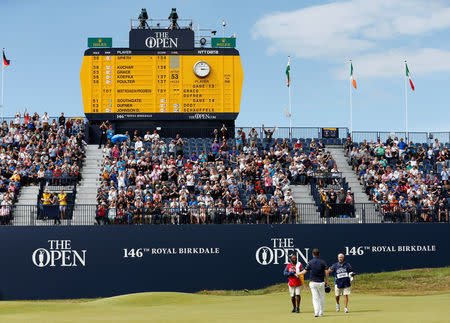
[81,23,243,121]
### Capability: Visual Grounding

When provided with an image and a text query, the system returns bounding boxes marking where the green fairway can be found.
[0,292,448,323]
[0,268,449,323]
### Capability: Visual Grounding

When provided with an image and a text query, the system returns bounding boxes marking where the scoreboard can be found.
[80,49,244,120]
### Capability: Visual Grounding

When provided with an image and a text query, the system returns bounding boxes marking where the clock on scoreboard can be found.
[80,49,244,121]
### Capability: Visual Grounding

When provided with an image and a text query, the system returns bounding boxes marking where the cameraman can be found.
[138,8,148,29]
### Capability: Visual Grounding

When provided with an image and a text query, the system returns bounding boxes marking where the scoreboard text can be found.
[80,53,243,119]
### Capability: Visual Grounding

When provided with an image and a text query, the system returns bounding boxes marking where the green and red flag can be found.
[286,56,290,87]
[405,63,414,91]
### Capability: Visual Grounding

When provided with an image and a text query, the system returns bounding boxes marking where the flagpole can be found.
[1,49,3,123]
[404,60,408,143]
[349,59,353,139]
[288,56,292,139]
[289,75,292,140]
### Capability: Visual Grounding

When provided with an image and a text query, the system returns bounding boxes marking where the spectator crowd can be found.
[96,125,339,225]
[0,111,86,225]
[346,136,449,222]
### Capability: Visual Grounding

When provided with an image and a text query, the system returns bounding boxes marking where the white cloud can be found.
[334,48,450,79]
[252,0,450,77]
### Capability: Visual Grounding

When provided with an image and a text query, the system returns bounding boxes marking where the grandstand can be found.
[2,119,447,226]
[0,114,86,225]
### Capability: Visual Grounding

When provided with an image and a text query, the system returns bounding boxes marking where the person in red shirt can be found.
[284,254,306,313]
[294,140,303,152]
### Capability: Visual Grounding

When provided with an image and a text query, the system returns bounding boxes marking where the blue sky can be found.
[0,0,449,131]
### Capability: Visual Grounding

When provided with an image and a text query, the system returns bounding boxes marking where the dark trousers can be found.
[98,133,106,148]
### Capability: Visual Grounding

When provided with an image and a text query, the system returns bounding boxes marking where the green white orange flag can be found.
[286,56,290,87]
[406,63,415,91]
[350,62,357,89]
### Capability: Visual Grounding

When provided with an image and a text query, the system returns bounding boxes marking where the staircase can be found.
[12,185,40,225]
[71,145,103,225]
[290,184,322,223]
[327,147,381,222]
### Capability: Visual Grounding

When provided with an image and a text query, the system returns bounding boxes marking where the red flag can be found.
[3,50,10,66]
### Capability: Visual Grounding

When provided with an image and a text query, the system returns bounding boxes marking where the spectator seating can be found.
[0,112,86,225]
[96,130,340,225]
[345,136,449,222]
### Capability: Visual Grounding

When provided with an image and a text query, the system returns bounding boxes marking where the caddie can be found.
[283,254,306,313]
[327,253,354,313]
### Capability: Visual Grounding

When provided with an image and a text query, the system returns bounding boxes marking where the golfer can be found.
[327,253,354,313]
[298,248,329,317]
[283,254,306,313]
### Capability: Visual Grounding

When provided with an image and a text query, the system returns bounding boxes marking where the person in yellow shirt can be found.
[41,189,53,222]
[41,189,52,205]
[58,189,67,221]
[262,202,271,224]
[10,171,20,183]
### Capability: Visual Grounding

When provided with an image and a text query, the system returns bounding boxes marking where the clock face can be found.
[193,61,211,78]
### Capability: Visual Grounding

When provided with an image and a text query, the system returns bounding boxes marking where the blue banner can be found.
[129,29,194,50]
[0,224,448,300]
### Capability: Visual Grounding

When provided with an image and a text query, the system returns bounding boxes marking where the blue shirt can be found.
[329,262,353,288]
[305,257,327,283]
[107,129,114,139]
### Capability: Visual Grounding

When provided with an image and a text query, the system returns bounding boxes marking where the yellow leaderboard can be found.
[80,51,244,120]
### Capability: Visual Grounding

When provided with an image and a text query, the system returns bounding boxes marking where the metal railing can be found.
[130,18,194,30]
[114,127,349,141]
[109,127,448,144]
[2,203,447,226]
[1,115,449,144]
[1,116,448,144]
[351,131,449,144]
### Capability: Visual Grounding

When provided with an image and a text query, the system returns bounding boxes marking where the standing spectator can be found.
[65,118,73,135]
[433,139,441,157]
[236,130,244,151]
[42,112,50,131]
[58,113,66,127]
[106,125,115,143]
[0,204,10,225]
[262,124,276,150]
[98,122,108,149]
[398,138,407,157]
[240,127,246,143]
[441,166,449,185]
[14,112,21,125]
[337,188,346,204]
[220,139,229,158]
[175,135,184,157]
[58,189,67,221]
[248,128,259,146]
[211,128,220,142]
[220,124,229,140]
[23,110,30,124]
